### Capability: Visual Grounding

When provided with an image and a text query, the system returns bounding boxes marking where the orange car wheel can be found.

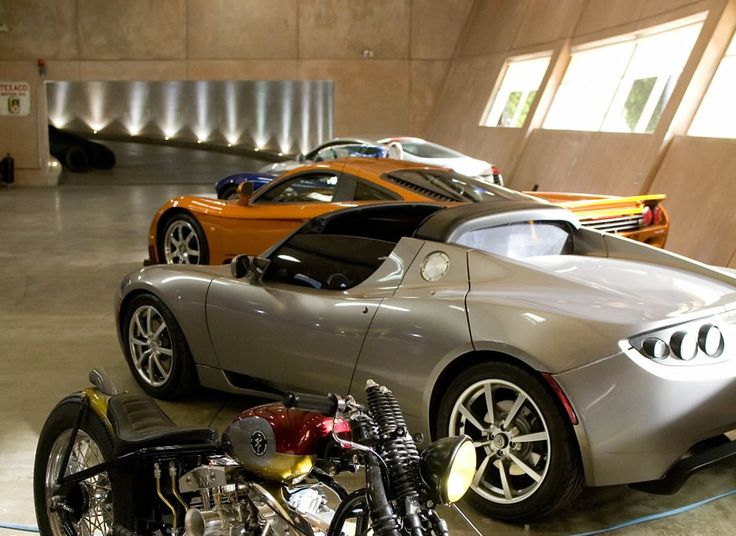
[160,213,209,265]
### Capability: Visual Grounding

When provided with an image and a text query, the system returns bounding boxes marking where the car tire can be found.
[122,293,198,399]
[436,361,583,521]
[161,212,209,265]
[34,394,116,536]
[220,184,239,200]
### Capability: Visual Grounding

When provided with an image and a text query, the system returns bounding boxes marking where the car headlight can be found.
[420,435,476,504]
[632,318,727,363]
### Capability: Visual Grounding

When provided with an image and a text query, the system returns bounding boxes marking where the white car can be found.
[378,136,501,183]
[260,137,503,184]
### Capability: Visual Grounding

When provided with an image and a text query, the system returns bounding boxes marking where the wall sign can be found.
[0,81,31,116]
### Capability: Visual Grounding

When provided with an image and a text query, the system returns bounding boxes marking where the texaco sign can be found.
[0,81,31,116]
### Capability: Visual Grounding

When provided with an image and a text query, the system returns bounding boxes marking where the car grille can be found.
[579,214,644,233]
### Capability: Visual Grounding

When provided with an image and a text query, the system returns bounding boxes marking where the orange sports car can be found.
[146,158,668,265]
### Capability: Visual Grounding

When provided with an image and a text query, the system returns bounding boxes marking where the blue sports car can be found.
[215,140,387,199]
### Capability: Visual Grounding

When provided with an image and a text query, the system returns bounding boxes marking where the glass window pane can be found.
[546,17,703,133]
[454,222,573,259]
[497,91,522,127]
[689,32,736,138]
[265,234,395,289]
[482,54,551,127]
[255,174,339,204]
[644,77,674,133]
[354,182,399,201]
[515,90,538,127]
[603,23,701,133]
[545,41,634,130]
[623,77,657,130]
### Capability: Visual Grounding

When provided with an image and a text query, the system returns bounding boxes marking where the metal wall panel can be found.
[46,80,334,154]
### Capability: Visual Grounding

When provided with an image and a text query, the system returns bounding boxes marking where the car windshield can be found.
[384,139,464,159]
[384,169,503,202]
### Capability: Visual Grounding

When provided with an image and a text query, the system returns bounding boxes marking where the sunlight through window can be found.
[689,31,736,138]
[545,15,704,133]
[481,53,551,128]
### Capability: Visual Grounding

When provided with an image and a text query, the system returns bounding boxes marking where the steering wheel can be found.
[326,273,351,290]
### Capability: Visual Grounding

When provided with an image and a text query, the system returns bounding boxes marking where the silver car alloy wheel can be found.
[448,379,551,505]
[45,429,113,536]
[164,220,201,264]
[128,305,173,387]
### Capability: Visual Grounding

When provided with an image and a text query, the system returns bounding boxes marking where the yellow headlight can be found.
[445,439,477,503]
[421,435,477,504]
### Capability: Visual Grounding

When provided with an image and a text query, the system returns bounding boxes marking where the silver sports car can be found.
[116,200,736,520]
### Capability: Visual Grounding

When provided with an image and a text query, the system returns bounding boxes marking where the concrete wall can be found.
[427,0,736,265]
[0,0,472,185]
[649,136,736,265]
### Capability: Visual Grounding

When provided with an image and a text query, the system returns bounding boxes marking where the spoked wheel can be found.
[128,304,174,388]
[34,395,115,536]
[437,362,583,521]
[162,213,208,265]
[122,293,197,399]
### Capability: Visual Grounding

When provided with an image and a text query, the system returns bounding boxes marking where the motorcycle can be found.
[34,369,477,536]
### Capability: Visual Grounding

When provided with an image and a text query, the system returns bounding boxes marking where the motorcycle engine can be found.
[179,464,336,536]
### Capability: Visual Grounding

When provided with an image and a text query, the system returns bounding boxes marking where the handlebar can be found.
[283,392,340,417]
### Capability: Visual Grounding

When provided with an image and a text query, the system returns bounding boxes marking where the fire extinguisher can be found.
[1,153,14,184]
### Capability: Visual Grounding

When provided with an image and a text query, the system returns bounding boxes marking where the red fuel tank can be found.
[223,402,350,483]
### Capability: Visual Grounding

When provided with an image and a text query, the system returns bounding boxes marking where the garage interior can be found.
[2,1,736,535]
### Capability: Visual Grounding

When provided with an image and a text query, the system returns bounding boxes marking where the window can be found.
[545,16,704,133]
[313,144,384,161]
[354,181,400,201]
[481,53,552,128]
[454,222,573,259]
[265,234,395,290]
[689,31,736,138]
[254,173,341,204]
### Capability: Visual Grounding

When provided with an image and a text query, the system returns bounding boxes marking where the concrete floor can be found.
[1,142,735,536]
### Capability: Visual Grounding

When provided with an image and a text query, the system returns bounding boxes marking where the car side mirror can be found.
[230,254,271,283]
[296,153,306,163]
[237,182,254,205]
[230,254,252,279]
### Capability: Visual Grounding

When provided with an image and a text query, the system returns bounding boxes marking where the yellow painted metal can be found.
[82,387,113,432]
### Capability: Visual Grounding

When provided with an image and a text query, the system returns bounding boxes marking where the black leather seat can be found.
[107,394,217,455]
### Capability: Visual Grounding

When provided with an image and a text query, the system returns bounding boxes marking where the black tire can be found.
[34,394,116,536]
[436,361,583,521]
[84,141,116,170]
[160,212,209,265]
[219,184,238,200]
[63,145,91,173]
[121,292,198,399]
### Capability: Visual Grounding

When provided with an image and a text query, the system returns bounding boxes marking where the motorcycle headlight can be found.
[420,435,476,504]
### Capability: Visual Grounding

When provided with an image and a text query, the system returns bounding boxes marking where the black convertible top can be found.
[295,200,579,245]
[415,201,579,243]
